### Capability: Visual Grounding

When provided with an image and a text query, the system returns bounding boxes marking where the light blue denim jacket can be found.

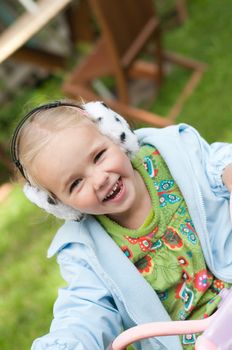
[31,124,232,350]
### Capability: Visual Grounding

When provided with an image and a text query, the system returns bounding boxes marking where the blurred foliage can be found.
[152,0,232,143]
[0,73,64,143]
[1,0,232,349]
[0,186,63,349]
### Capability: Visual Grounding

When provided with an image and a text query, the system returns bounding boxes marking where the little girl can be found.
[11,100,232,350]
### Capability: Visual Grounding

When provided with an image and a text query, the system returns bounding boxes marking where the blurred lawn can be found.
[153,0,232,142]
[1,0,232,349]
[0,186,63,349]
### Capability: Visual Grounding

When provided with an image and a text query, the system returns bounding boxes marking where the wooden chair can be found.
[63,0,206,127]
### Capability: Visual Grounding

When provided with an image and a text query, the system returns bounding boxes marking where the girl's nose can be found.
[93,171,109,191]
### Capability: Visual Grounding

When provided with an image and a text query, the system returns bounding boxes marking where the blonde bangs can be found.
[17,105,89,186]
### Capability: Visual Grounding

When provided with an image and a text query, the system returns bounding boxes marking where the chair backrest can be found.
[89,0,159,68]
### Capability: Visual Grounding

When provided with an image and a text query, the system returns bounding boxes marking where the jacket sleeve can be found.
[205,141,232,197]
[31,243,124,350]
[180,124,232,198]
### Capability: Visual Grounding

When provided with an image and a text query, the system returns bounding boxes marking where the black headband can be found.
[11,101,84,180]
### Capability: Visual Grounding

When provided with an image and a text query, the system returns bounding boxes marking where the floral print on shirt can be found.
[97,145,231,350]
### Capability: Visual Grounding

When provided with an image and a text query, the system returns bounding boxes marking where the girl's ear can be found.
[23,183,84,221]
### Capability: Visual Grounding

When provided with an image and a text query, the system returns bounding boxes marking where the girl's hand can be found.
[222,163,232,192]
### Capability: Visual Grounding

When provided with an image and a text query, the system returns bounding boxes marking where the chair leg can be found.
[153,26,164,86]
[114,67,130,104]
[175,0,188,24]
[162,50,207,120]
[167,69,204,120]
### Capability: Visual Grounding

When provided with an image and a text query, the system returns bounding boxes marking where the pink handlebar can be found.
[195,288,232,350]
[111,316,213,350]
[111,288,232,350]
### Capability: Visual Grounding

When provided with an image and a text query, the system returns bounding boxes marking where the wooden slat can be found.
[105,99,173,127]
[121,17,159,68]
[128,60,160,80]
[167,70,204,120]
[62,82,173,128]
[11,46,66,71]
[0,0,72,63]
[164,51,208,71]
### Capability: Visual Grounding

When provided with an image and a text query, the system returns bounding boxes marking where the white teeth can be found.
[104,180,120,200]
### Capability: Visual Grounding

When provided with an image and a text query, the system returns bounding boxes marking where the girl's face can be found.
[32,120,144,222]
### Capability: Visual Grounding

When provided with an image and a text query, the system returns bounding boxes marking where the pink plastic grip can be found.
[110,316,213,350]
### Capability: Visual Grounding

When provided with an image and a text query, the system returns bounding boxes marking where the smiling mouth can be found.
[103,177,123,201]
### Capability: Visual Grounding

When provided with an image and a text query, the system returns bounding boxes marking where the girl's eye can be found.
[70,178,82,193]
[94,149,106,163]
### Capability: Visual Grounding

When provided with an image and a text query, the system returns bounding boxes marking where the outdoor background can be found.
[1,0,232,349]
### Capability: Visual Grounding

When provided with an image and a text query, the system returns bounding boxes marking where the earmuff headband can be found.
[11,101,85,180]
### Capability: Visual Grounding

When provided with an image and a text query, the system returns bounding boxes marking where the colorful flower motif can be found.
[159,193,180,207]
[121,246,133,259]
[163,227,183,250]
[176,283,194,311]
[194,269,211,292]
[139,238,152,251]
[126,235,153,252]
[125,236,137,245]
[182,270,191,283]
[182,334,196,345]
[177,206,186,216]
[212,279,225,293]
[180,224,190,235]
[178,256,189,266]
[152,149,160,156]
[151,239,163,251]
[180,221,198,245]
[175,283,182,300]
[157,291,168,301]
[186,251,193,259]
[135,255,153,274]
[154,179,181,207]
[187,232,197,244]
[143,156,158,177]
[159,180,174,191]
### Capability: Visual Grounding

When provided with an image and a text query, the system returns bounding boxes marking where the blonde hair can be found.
[17,104,91,188]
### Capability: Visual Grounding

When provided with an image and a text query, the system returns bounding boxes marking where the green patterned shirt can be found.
[97,145,230,349]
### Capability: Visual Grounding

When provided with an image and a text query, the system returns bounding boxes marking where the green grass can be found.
[0,186,63,349]
[1,0,232,348]
[152,0,232,142]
